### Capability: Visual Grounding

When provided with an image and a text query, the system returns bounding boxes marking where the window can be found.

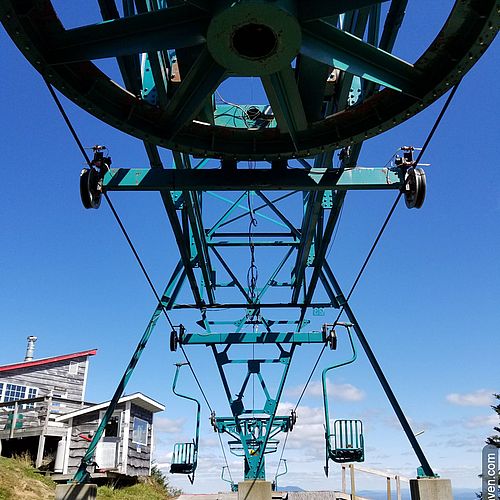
[68,362,79,375]
[4,384,26,402]
[51,389,67,413]
[132,417,148,446]
[0,382,38,409]
[105,415,120,438]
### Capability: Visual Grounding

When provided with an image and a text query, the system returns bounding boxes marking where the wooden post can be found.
[350,464,356,499]
[342,465,347,493]
[36,435,46,468]
[9,402,19,439]
[395,475,401,500]
[386,476,391,500]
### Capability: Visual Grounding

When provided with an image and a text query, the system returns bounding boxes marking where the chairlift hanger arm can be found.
[322,324,358,439]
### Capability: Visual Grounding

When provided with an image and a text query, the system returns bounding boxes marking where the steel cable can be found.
[44,80,234,482]
[289,79,462,444]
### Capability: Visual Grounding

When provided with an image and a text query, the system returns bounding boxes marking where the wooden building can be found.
[0,338,164,480]
[55,393,164,477]
[0,344,97,467]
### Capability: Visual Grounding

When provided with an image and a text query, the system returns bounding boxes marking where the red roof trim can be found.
[0,349,97,372]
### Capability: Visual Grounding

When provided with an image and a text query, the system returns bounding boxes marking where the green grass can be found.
[0,455,56,499]
[0,456,180,500]
[97,480,178,499]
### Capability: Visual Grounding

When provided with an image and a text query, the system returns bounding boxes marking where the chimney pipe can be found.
[25,336,37,362]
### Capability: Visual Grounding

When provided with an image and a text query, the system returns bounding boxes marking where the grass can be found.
[0,454,56,500]
[0,456,180,500]
[97,479,179,499]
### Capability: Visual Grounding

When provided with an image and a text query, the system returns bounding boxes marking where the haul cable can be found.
[286,80,462,462]
[44,80,233,483]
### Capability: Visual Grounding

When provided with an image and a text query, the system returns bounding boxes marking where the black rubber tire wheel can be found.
[80,169,92,209]
[170,330,178,352]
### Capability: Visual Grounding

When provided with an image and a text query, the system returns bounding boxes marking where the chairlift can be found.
[322,323,365,477]
[330,419,364,463]
[272,458,287,491]
[170,362,201,484]
[221,465,238,492]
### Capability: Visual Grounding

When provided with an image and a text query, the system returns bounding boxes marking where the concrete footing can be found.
[238,480,272,500]
[55,484,97,500]
[409,478,453,500]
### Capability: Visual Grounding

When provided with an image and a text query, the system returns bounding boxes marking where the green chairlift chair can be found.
[170,362,201,484]
[322,323,365,476]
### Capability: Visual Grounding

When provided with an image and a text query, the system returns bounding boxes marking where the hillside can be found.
[0,456,179,500]
[0,456,55,500]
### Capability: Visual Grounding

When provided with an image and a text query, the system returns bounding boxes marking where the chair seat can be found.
[170,462,195,474]
[329,447,364,463]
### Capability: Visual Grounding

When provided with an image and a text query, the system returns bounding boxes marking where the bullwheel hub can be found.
[207,0,301,76]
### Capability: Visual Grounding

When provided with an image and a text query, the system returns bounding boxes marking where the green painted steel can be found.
[210,343,296,480]
[180,330,325,345]
[72,304,164,483]
[214,415,292,480]
[2,0,492,485]
[206,0,301,77]
[321,323,365,476]
[170,363,201,484]
[1,1,496,159]
[103,166,404,191]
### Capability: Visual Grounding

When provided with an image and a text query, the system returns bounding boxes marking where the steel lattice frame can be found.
[2,0,498,485]
[0,0,497,159]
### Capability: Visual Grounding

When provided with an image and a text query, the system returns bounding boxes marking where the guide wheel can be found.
[328,329,338,350]
[80,167,103,209]
[289,410,297,431]
[404,168,426,209]
[170,330,178,352]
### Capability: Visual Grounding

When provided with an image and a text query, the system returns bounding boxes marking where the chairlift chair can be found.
[169,362,201,484]
[322,324,365,476]
[328,419,364,463]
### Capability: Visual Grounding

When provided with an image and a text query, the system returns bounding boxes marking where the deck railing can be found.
[341,463,410,500]
[0,395,90,438]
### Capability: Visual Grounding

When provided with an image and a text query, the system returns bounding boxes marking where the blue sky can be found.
[0,3,499,495]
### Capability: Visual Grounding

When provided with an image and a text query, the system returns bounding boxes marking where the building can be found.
[55,393,164,477]
[0,337,164,480]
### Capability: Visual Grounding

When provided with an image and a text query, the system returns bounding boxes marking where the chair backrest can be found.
[333,419,363,450]
[172,442,195,465]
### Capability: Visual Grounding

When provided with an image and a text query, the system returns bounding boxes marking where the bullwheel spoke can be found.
[48,5,208,63]
[299,0,390,22]
[301,21,420,95]
[164,48,225,137]
[261,67,308,148]
[295,55,330,123]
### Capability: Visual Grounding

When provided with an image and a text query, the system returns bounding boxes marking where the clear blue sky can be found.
[0,4,498,495]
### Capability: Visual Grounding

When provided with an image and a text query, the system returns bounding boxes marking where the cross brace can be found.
[103,167,403,191]
[180,330,326,345]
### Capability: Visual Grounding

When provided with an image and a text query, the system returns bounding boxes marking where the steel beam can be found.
[103,167,403,191]
[48,5,208,63]
[180,331,325,345]
[171,302,337,309]
[97,0,142,94]
[323,267,436,477]
[296,55,330,122]
[261,67,308,147]
[299,0,389,22]
[298,191,346,325]
[301,21,419,94]
[162,48,225,137]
